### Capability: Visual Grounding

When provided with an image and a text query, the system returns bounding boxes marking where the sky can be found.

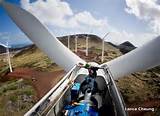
[0,0,160,47]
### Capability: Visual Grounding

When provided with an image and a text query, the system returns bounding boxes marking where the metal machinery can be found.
[24,64,127,116]
[64,66,101,116]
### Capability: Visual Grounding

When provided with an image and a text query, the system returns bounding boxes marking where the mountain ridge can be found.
[0,34,137,54]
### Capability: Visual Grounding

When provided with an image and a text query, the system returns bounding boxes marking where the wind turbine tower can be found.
[75,35,78,52]
[6,42,13,72]
[86,35,89,56]
[101,32,109,63]
[68,35,70,49]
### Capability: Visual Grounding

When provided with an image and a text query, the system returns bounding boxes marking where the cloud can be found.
[106,30,156,47]
[125,0,160,34]
[20,0,108,29]
[74,11,107,27]
[19,0,157,47]
[21,0,73,27]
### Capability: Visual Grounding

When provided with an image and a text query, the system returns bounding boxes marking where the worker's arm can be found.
[77,63,90,69]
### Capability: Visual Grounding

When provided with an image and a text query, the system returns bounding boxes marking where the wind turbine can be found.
[86,35,89,56]
[85,29,93,56]
[1,1,160,116]
[101,32,109,63]
[74,35,78,52]
[67,35,70,49]
[6,42,12,72]
[1,42,13,72]
[6,42,13,72]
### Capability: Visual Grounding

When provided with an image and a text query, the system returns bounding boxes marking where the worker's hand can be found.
[84,63,90,69]
[77,63,84,68]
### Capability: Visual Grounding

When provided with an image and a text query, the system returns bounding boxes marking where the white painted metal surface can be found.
[24,65,77,116]
[2,1,85,71]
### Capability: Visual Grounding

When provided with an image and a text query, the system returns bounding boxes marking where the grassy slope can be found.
[0,79,36,116]
[0,45,62,115]
[12,45,62,72]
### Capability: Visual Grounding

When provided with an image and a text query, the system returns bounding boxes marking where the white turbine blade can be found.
[2,2,85,71]
[101,36,160,79]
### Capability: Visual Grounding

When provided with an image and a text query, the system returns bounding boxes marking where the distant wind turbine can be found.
[86,35,89,56]
[6,42,13,72]
[75,35,78,52]
[68,35,70,49]
[101,32,109,63]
